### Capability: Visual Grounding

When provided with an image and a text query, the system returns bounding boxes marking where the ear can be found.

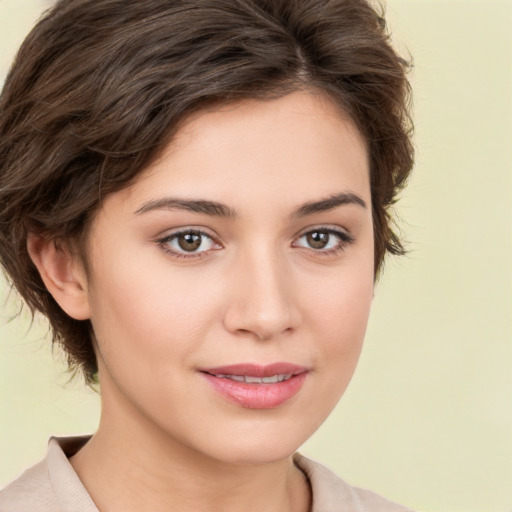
[27,233,91,320]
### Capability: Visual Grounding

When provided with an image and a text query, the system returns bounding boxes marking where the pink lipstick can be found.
[199,363,308,409]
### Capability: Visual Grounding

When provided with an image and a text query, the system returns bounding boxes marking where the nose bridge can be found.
[223,241,299,340]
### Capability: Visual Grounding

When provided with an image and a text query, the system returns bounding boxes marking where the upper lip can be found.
[200,362,309,377]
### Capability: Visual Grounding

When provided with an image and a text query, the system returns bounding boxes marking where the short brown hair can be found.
[0,0,414,383]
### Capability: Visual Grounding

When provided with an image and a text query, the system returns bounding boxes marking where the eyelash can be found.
[157,226,354,260]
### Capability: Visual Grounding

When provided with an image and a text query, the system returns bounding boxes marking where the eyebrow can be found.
[134,192,366,218]
[293,192,366,217]
[134,198,238,218]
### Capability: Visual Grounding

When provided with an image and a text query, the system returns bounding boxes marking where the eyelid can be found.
[154,224,219,239]
[294,224,353,241]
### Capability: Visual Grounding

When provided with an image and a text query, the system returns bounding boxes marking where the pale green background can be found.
[1,1,511,511]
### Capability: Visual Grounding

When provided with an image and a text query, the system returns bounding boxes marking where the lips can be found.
[199,363,308,409]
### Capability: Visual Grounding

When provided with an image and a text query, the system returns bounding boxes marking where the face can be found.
[83,90,374,464]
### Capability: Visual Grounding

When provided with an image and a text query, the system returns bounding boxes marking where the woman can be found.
[0,0,414,510]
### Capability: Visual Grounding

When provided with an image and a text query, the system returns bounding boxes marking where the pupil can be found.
[307,231,329,249]
[178,233,202,251]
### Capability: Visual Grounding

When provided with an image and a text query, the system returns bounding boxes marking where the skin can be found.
[28,90,374,512]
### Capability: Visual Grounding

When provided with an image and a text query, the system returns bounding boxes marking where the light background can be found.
[0,1,511,511]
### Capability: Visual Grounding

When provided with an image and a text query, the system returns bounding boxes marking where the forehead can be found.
[99,90,370,219]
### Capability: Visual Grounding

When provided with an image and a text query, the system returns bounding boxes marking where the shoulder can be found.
[0,436,96,512]
[0,459,59,512]
[294,453,414,512]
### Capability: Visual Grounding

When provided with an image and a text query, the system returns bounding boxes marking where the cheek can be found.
[302,262,374,376]
[87,252,222,366]
[289,264,373,434]
[307,265,373,335]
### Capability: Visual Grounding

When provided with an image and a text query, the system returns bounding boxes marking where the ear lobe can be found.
[27,233,91,320]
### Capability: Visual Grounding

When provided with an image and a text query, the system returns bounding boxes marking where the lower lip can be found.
[201,372,307,409]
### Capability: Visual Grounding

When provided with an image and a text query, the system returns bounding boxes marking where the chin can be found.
[189,416,320,466]
[213,442,300,466]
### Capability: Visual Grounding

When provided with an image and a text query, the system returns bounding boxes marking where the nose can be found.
[222,248,301,341]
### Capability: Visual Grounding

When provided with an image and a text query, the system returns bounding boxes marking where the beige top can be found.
[0,436,412,512]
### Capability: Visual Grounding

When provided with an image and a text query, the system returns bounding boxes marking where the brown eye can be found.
[160,229,219,257]
[177,232,202,252]
[293,227,353,253]
[306,231,330,249]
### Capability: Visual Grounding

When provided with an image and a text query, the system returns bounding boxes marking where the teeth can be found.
[218,374,293,383]
[245,375,262,383]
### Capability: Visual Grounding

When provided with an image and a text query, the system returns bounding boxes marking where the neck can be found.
[70,388,311,512]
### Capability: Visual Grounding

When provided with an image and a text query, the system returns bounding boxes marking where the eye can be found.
[293,227,353,253]
[158,229,221,258]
